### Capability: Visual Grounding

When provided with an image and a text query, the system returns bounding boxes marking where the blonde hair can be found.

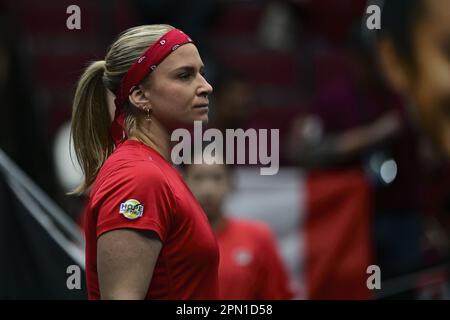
[71,24,173,194]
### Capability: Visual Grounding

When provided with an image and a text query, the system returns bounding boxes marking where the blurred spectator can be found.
[377,0,450,158]
[286,21,428,285]
[184,159,294,300]
[209,69,255,132]
[377,0,450,279]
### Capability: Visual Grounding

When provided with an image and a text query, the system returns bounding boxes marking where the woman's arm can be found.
[287,111,402,168]
[97,229,163,300]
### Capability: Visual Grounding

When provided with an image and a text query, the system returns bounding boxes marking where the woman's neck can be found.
[128,119,171,162]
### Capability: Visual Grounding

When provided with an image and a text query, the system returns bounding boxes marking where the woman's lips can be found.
[193,104,209,109]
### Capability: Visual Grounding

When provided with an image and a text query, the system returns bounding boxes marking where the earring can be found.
[144,106,152,121]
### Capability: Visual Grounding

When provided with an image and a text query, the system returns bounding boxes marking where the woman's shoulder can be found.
[104,156,168,184]
[92,151,169,197]
[89,160,175,212]
[101,141,166,174]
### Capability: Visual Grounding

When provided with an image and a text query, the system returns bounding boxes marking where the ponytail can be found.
[70,60,114,194]
[70,24,174,195]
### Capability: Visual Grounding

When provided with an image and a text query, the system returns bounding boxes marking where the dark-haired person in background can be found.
[287,24,427,293]
[377,0,450,296]
[378,0,450,158]
[208,70,255,132]
[185,159,295,300]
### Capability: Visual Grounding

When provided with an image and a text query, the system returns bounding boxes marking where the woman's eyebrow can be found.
[172,64,205,73]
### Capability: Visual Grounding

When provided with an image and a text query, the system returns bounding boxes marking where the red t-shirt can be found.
[216,218,294,299]
[84,140,219,299]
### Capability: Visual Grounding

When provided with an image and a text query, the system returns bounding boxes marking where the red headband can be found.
[111,28,193,146]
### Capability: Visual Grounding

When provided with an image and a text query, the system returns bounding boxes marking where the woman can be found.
[71,25,218,299]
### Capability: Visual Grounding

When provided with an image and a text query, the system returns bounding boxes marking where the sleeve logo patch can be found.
[119,199,144,220]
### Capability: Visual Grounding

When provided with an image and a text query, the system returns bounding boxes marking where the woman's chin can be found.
[200,115,209,124]
[192,114,209,125]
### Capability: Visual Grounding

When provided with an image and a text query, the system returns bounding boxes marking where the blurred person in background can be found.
[378,0,450,159]
[377,0,450,292]
[209,70,255,132]
[286,17,427,295]
[185,157,294,300]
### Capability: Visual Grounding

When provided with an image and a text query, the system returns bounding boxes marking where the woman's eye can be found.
[178,72,192,80]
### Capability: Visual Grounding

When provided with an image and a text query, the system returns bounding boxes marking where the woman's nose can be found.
[198,74,213,96]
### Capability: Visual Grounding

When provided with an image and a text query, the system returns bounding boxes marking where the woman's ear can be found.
[128,85,152,110]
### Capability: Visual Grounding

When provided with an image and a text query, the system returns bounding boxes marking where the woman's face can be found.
[411,0,450,156]
[185,163,231,221]
[144,43,213,130]
[379,0,450,157]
